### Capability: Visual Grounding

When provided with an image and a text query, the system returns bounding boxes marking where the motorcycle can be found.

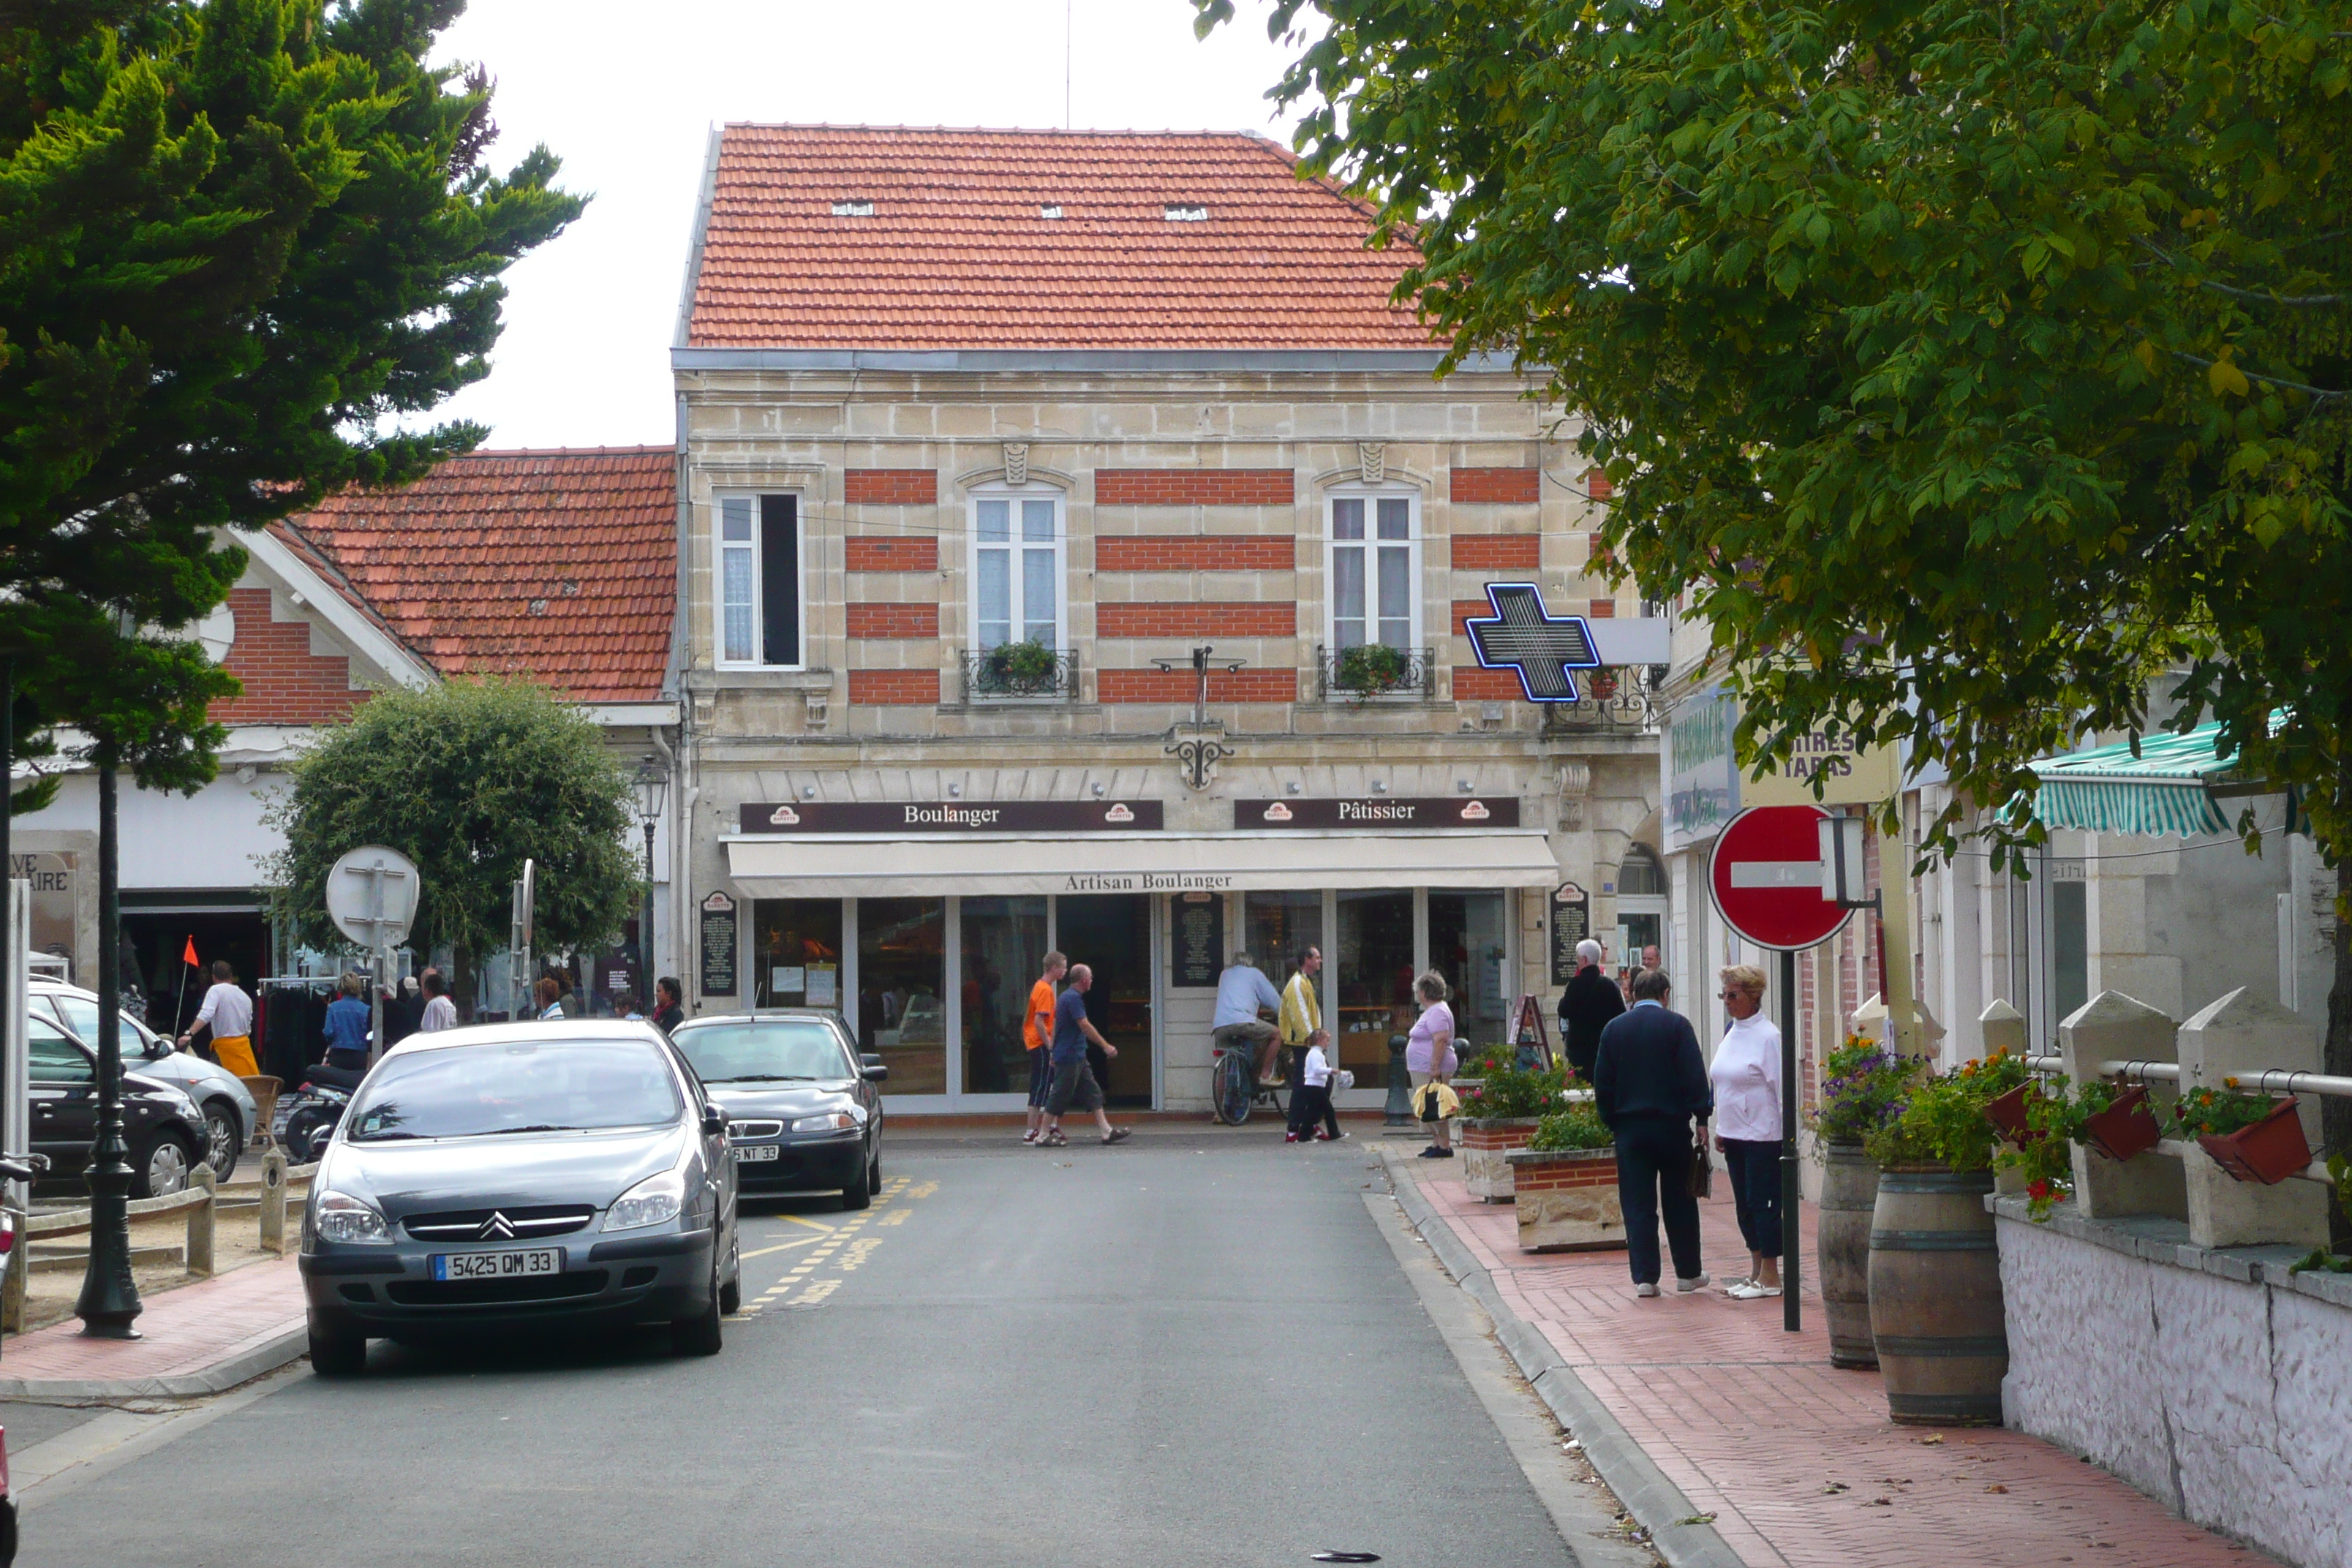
[274,1063,363,1162]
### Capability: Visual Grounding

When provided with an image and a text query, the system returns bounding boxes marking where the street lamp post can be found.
[633,755,668,999]
[75,757,140,1338]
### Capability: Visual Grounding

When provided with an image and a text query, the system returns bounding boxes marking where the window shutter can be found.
[760,494,799,666]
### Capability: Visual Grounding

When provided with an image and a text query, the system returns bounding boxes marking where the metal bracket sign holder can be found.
[1153,645,1243,791]
[325,845,421,1065]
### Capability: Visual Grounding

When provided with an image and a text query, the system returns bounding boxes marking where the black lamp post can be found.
[75,753,140,1338]
[633,754,668,997]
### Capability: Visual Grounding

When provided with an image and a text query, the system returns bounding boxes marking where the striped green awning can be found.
[2026,722,2246,836]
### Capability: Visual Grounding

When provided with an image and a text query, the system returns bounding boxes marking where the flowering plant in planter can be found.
[2175,1085,2313,1184]
[1529,1101,1613,1152]
[1456,1044,1572,1120]
[2168,1084,2280,1139]
[1806,1035,1915,1145]
[1992,1077,2085,1221]
[2073,1080,2163,1163]
[1865,1048,2031,1172]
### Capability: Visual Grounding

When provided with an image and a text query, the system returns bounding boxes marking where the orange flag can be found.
[182,935,199,967]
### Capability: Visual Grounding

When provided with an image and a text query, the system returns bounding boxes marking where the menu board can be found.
[698,891,738,998]
[1169,891,1224,989]
[1549,881,1591,986]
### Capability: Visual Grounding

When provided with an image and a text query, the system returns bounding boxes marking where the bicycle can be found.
[1210,1032,1294,1126]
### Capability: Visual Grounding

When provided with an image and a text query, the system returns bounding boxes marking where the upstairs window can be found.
[970,491,1062,652]
[1329,493,1419,651]
[716,493,802,668]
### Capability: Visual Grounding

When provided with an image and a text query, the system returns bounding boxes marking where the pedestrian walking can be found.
[322,973,372,1071]
[652,976,686,1036]
[1213,951,1286,1086]
[1406,970,1458,1159]
[1279,945,1322,1055]
[417,969,459,1033]
[533,975,565,1020]
[1711,964,1784,1300]
[177,960,258,1078]
[1592,968,1714,1298]
[1022,951,1067,1145]
[554,968,583,1018]
[1557,938,1625,1082]
[1286,1028,1344,1142]
[1043,962,1130,1147]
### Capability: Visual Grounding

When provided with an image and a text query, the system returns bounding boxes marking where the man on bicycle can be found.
[1213,951,1285,1086]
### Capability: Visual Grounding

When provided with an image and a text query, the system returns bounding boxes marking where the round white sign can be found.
[325,845,422,950]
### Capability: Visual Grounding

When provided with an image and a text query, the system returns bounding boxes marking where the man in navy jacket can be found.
[1593,968,1713,1297]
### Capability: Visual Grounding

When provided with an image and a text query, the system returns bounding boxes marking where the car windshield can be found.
[345,1039,682,1142]
[50,995,152,1051]
[671,1020,851,1084]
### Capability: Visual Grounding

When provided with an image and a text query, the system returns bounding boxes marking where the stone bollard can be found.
[1384,1033,1415,1128]
[2059,991,2186,1221]
[2176,987,2329,1250]
[259,1147,289,1256]
[1978,998,2028,1059]
[187,1162,216,1278]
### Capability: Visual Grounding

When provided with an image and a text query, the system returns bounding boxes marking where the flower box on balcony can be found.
[2079,1085,2163,1164]
[2198,1096,2313,1186]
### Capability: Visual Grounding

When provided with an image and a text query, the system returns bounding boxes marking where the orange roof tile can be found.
[685,125,1434,351]
[283,448,676,705]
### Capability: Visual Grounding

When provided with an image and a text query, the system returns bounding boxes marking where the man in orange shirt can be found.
[1022,951,1068,1145]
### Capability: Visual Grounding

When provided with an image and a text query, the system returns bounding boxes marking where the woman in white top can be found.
[1708,964,1783,1300]
[1406,970,1458,1159]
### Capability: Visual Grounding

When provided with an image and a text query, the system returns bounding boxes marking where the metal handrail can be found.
[2027,1055,2352,1098]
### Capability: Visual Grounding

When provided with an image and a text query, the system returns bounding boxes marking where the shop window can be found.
[1243,891,1323,993]
[969,489,1063,652]
[857,898,945,1095]
[2053,879,2088,1030]
[1618,846,1666,897]
[750,899,843,1013]
[1335,889,1415,1088]
[960,896,1047,1096]
[1429,890,1509,1047]
[716,492,803,668]
[1327,492,1420,652]
[1058,894,1153,1105]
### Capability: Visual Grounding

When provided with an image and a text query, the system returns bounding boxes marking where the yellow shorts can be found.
[210,1034,259,1078]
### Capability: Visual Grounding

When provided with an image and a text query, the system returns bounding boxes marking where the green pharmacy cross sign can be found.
[1463,583,1601,701]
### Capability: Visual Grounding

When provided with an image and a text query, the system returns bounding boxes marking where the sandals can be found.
[1101,1127,1132,1146]
[1040,1131,1068,1147]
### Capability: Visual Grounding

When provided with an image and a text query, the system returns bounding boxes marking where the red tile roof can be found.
[282,448,676,704]
[685,125,1434,351]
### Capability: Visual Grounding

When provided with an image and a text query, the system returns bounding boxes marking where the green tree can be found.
[1203,0,2352,1177]
[264,679,641,1008]
[0,0,581,794]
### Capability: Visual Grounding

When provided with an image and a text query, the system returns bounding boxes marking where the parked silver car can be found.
[30,981,258,1181]
[298,1020,741,1375]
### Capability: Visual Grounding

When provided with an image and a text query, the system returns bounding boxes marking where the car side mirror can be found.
[701,1104,726,1136]
[860,1055,889,1083]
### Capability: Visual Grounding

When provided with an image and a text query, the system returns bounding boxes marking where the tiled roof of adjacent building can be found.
[682,124,1435,350]
[281,448,676,704]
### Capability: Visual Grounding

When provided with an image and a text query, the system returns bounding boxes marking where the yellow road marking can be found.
[780,1215,836,1233]
[741,1236,823,1261]
[905,1180,938,1199]
[879,1207,909,1226]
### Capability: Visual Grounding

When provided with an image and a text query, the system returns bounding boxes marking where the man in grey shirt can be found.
[1213,952,1284,1085]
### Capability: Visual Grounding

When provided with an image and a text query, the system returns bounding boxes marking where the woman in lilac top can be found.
[1406,970,1457,1159]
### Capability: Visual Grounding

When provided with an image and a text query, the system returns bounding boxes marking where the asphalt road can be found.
[15,1127,1626,1568]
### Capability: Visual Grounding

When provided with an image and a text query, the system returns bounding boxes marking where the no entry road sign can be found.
[1708,805,1853,951]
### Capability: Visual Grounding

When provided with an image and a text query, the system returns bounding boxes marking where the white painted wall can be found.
[21,772,281,891]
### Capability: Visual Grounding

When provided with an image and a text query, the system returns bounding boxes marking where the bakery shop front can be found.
[715,796,1562,1114]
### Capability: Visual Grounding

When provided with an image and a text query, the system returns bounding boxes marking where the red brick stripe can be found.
[213,587,367,725]
[845,603,940,639]
[845,536,938,572]
[1098,603,1294,638]
[845,668,941,705]
[1096,536,1294,571]
[1451,599,1494,636]
[1098,668,1298,704]
[1512,1158,1618,1190]
[1449,467,1542,505]
[1588,599,1616,619]
[1096,470,1294,506]
[1451,534,1541,570]
[844,469,938,505]
[1452,666,1525,701]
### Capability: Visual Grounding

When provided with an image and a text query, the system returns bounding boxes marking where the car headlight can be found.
[792,1111,858,1133]
[314,1191,392,1245]
[606,1168,686,1231]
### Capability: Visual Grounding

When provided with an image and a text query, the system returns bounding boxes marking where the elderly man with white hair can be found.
[1558,937,1627,1082]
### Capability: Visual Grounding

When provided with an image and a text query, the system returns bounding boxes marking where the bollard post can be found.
[187,1162,216,1278]
[259,1147,288,1256]
[1384,1033,1415,1128]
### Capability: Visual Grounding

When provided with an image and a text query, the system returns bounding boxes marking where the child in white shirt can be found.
[1286,1029,1345,1142]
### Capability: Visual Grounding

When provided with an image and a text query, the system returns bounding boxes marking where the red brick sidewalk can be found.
[1398,1159,2273,1568]
[0,1256,305,1398]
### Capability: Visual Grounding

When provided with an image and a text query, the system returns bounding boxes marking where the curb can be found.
[1380,1147,1746,1568]
[0,1325,306,1401]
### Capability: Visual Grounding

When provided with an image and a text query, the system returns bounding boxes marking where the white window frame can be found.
[712,490,807,671]
[964,483,1068,656]
[1324,486,1424,656]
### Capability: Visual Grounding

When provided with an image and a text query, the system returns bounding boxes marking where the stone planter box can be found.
[1504,1147,1625,1252]
[1458,1117,1547,1202]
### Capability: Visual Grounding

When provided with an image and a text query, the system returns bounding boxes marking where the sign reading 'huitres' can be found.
[739,800,1164,834]
[1229,797,1520,831]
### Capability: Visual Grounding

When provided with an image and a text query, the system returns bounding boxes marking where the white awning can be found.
[723,831,1562,899]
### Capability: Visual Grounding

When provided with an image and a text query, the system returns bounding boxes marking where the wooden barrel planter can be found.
[1459,1117,1547,1202]
[1504,1147,1624,1251]
[1818,1141,1879,1370]
[1867,1164,2008,1425]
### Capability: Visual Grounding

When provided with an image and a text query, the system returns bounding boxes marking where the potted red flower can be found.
[2076,1083,2161,1164]
[1986,1082,2043,1146]
[2174,1087,2312,1186]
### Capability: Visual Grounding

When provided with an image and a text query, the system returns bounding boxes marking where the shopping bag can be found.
[1686,1122,1714,1199]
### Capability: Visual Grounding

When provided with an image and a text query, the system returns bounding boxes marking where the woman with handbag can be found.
[1591,968,1714,1297]
[1405,971,1458,1159]
[1710,965,1783,1300]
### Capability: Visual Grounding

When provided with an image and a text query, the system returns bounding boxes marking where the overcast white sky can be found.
[428,0,1308,450]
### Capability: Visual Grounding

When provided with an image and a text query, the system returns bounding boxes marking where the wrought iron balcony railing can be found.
[960,645,1081,703]
[1316,644,1436,702]
[1540,663,1665,732]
